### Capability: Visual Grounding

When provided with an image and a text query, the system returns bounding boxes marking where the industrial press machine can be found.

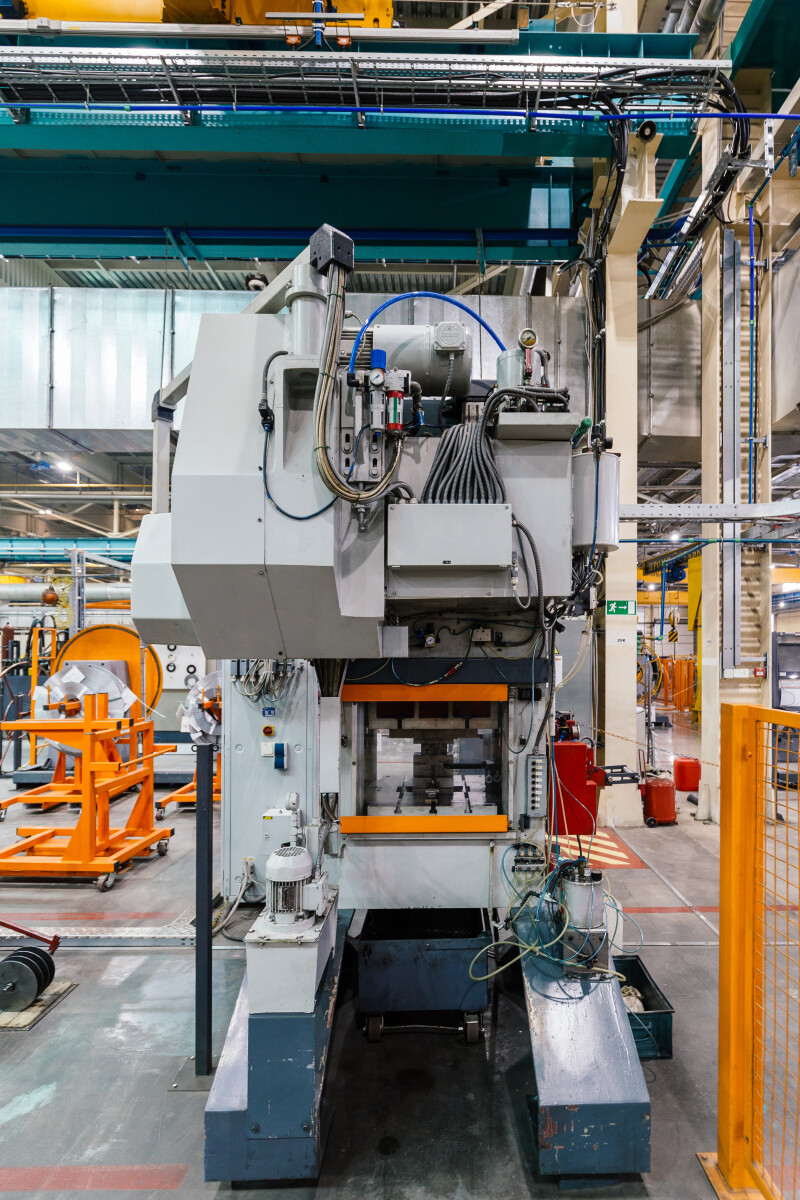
[132,225,649,1186]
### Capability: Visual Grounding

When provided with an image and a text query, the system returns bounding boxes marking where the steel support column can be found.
[698,122,723,823]
[599,138,661,827]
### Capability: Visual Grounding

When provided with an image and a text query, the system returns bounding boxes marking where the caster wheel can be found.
[0,808,6,821]
[366,1015,383,1043]
[686,792,698,806]
[96,873,116,892]
[464,1013,481,1045]
[157,839,169,857]
[155,808,165,822]
[645,817,658,828]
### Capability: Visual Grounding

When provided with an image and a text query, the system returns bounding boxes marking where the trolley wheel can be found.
[155,807,165,822]
[366,1015,383,1043]
[464,1013,481,1045]
[156,839,169,857]
[686,792,699,806]
[645,817,658,828]
[96,873,116,892]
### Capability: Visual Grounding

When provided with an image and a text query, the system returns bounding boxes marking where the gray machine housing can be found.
[130,247,641,1189]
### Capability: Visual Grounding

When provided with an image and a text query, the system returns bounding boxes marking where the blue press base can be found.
[352,908,491,1014]
[205,909,350,1184]
[517,911,651,1179]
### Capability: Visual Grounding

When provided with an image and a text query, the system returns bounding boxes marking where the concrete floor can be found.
[0,714,722,1200]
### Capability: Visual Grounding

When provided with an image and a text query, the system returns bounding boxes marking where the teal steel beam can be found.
[0,111,697,161]
[655,154,697,224]
[728,0,800,96]
[0,537,136,562]
[0,160,584,260]
[0,235,579,262]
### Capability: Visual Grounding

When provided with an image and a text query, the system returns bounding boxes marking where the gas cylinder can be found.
[642,777,677,827]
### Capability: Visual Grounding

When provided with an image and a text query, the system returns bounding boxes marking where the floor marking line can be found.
[625,904,724,914]
[0,912,178,921]
[614,831,721,936]
[0,1164,190,1191]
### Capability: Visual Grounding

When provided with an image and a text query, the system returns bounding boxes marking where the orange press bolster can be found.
[340,683,507,702]
[339,815,509,834]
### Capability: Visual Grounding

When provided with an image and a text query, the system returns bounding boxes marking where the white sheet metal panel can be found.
[387,502,513,569]
[0,288,50,431]
[246,900,337,1014]
[51,288,168,434]
[333,839,495,909]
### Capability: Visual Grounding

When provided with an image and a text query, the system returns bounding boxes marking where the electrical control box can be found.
[387,503,513,570]
[262,808,295,861]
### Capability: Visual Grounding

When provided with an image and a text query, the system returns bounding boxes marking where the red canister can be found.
[672,756,701,791]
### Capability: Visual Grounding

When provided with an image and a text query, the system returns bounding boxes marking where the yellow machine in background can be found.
[14,0,393,28]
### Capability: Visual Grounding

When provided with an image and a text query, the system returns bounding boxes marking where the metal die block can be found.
[387,503,513,571]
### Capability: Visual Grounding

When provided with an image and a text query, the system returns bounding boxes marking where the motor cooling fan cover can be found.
[32,663,132,756]
[178,670,222,745]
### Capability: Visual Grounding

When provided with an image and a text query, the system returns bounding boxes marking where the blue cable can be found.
[261,429,335,522]
[347,291,506,373]
[345,424,371,482]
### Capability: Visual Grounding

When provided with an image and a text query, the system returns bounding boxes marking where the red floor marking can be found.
[0,912,176,921]
[0,1165,189,1191]
[557,829,648,869]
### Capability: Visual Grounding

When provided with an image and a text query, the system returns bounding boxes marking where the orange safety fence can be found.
[659,656,696,713]
[699,703,800,1199]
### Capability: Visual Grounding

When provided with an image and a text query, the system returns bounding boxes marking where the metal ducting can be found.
[675,0,702,32]
[0,583,130,603]
[675,0,726,37]
[691,0,726,37]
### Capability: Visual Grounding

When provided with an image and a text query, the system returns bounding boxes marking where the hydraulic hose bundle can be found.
[313,262,402,505]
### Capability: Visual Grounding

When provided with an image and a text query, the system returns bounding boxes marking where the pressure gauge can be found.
[518,328,538,349]
[369,367,386,388]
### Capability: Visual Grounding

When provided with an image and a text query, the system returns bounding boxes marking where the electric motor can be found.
[265,844,315,933]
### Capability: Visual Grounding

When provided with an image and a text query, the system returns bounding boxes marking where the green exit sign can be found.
[606,600,637,615]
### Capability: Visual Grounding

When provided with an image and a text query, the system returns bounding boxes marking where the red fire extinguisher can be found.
[638,750,677,828]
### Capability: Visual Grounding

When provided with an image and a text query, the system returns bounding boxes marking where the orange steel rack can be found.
[0,692,175,889]
[156,747,221,820]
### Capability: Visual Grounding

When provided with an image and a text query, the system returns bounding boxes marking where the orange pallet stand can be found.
[0,623,175,888]
[0,693,175,889]
[156,747,221,820]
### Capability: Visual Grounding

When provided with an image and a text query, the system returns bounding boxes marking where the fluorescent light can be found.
[38,508,53,515]
[55,460,73,472]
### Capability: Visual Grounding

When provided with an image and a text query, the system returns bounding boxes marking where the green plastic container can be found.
[615,953,674,1060]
